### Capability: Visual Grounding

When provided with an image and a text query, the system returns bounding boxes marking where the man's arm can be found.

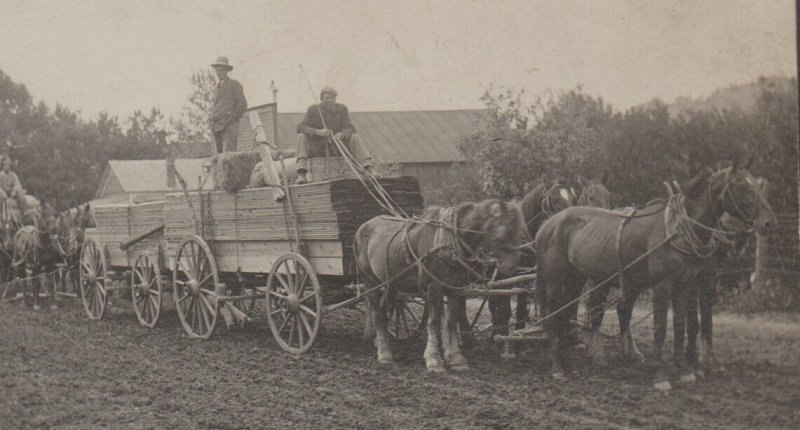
[339,105,356,139]
[232,81,247,123]
[297,106,320,137]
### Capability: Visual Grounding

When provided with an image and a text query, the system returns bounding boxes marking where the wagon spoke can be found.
[149,288,160,297]
[148,294,159,313]
[198,293,215,315]
[299,311,314,336]
[296,271,309,297]
[277,312,291,335]
[177,292,190,304]
[274,273,291,293]
[198,273,213,287]
[198,296,211,332]
[133,267,144,284]
[287,315,296,347]
[299,293,317,304]
[269,290,288,300]
[297,315,305,346]
[299,304,317,319]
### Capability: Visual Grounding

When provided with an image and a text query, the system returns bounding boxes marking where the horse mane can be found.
[683,167,717,197]
[521,183,546,218]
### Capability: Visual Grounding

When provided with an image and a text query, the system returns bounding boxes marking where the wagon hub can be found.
[287,293,300,313]
[137,281,150,294]
[186,279,200,296]
[86,272,96,284]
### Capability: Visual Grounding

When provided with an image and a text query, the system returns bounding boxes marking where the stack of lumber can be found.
[163,177,424,252]
[92,200,165,246]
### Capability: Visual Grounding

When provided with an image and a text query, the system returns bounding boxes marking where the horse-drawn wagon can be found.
[82,169,432,351]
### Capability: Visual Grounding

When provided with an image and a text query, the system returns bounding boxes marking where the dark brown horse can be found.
[483,180,577,353]
[13,202,61,310]
[535,161,774,386]
[484,174,611,356]
[354,199,522,371]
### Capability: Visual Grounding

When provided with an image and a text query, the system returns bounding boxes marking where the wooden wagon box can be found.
[162,177,424,277]
[87,199,166,268]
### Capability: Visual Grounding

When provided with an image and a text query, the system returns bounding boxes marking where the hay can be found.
[212,151,261,192]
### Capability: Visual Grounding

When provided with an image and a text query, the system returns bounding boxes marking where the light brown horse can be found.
[535,161,774,386]
[354,199,521,371]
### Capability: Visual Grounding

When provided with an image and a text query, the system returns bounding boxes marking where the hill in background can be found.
[666,76,796,117]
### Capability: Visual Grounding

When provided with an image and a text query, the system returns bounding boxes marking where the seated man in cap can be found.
[295,87,374,183]
[211,56,247,153]
[0,155,27,214]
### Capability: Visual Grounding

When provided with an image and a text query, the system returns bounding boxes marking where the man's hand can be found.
[315,128,333,138]
[333,132,344,141]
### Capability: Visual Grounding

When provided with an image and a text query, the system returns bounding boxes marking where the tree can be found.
[171,70,216,157]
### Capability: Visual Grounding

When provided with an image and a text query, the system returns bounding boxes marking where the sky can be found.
[0,0,796,120]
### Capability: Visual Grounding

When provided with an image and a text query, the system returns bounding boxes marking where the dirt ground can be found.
[2,294,800,429]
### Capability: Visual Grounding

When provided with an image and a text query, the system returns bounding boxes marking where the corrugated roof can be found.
[107,158,213,193]
[271,110,479,163]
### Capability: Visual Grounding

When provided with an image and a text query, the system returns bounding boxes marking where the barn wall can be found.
[399,162,458,190]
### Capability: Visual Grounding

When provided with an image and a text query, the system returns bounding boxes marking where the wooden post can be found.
[249,111,285,202]
[753,232,768,291]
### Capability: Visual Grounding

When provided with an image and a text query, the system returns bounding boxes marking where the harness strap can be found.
[616,208,637,291]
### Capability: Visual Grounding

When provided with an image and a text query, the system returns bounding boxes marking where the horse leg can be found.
[489,295,514,359]
[423,284,445,372]
[443,296,469,371]
[362,300,375,341]
[685,275,701,377]
[699,274,724,373]
[47,271,58,310]
[586,282,612,366]
[652,282,670,365]
[671,281,695,385]
[31,270,41,311]
[617,287,643,362]
[366,288,392,364]
[456,297,476,350]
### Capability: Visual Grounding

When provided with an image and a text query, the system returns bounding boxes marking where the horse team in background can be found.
[0,200,92,309]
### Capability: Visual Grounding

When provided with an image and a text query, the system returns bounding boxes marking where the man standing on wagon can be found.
[295,87,374,183]
[211,56,247,154]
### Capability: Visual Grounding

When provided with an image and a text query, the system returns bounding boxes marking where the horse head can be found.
[576,170,611,209]
[457,199,522,275]
[702,160,775,234]
[36,203,60,248]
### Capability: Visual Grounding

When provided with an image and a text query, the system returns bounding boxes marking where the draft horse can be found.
[12,202,61,310]
[354,199,522,371]
[535,161,774,387]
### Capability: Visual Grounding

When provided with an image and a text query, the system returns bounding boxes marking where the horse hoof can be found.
[427,364,446,373]
[451,363,470,372]
[694,369,706,380]
[33,304,41,311]
[653,380,672,392]
[377,355,394,365]
[679,372,697,385]
[551,371,567,380]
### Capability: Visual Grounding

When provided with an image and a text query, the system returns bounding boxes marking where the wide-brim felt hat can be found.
[211,56,233,70]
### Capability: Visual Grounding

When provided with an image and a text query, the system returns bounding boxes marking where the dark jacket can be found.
[297,103,356,140]
[211,79,247,132]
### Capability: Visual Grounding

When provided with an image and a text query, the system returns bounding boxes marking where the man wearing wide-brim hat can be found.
[211,56,247,153]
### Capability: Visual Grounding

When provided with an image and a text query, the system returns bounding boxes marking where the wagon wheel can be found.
[79,237,108,320]
[386,292,428,343]
[173,236,219,339]
[131,253,162,328]
[265,253,322,354]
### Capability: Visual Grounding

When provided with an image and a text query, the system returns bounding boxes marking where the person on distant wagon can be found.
[211,56,247,154]
[0,155,27,213]
[295,87,374,184]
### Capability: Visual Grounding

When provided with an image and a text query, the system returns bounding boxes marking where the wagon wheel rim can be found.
[173,236,219,339]
[79,237,108,320]
[386,293,428,343]
[131,253,162,328]
[265,253,322,354]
